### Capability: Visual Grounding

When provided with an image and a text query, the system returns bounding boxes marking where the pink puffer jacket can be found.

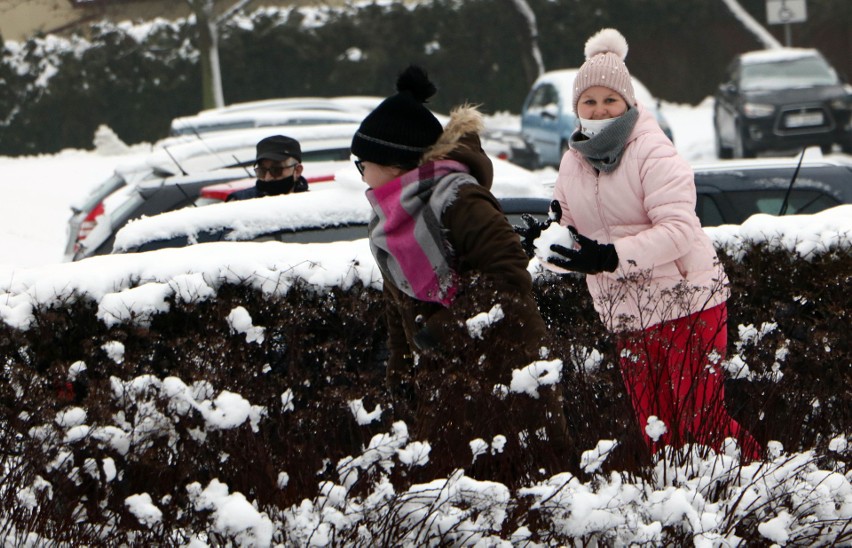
[553,104,728,332]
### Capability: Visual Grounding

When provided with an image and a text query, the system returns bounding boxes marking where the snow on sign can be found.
[766,0,807,24]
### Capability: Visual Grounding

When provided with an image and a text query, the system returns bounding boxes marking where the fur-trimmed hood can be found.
[422,105,494,190]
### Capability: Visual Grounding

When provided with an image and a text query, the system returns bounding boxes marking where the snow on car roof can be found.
[739,48,820,65]
[689,150,850,171]
[193,96,383,118]
[114,178,369,251]
[169,109,367,136]
[114,124,360,177]
[113,159,551,251]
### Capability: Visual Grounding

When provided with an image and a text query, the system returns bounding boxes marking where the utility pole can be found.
[186,0,256,109]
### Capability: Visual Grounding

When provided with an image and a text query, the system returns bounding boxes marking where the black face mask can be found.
[256,175,296,196]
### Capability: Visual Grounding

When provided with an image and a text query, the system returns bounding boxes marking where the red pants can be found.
[617,303,761,461]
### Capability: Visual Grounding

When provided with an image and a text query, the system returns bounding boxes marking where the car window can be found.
[503,212,547,227]
[134,235,193,252]
[301,148,352,161]
[266,225,368,244]
[730,189,840,220]
[124,202,547,254]
[105,185,146,224]
[696,195,726,227]
[754,190,840,215]
[528,84,559,109]
[741,56,838,90]
[74,173,126,213]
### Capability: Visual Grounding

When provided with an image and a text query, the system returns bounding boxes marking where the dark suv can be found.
[713,48,852,159]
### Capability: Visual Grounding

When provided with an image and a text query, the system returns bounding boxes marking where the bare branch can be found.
[721,0,783,49]
[215,0,256,26]
[507,0,544,78]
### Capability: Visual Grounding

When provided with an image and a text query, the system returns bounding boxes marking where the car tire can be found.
[714,126,733,159]
[841,132,852,154]
[734,124,755,159]
[526,149,541,171]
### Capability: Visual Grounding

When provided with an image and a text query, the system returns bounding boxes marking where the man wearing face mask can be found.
[227,135,308,201]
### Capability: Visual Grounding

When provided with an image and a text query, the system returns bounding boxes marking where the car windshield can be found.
[741,56,838,90]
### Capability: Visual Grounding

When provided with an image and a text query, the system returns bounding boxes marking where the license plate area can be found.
[785,112,824,128]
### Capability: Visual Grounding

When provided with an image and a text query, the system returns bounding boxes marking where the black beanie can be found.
[351,65,444,168]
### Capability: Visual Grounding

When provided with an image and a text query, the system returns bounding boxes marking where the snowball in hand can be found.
[534,223,578,274]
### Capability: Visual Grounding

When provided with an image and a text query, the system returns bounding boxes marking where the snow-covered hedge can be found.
[2,0,849,156]
[0,212,850,544]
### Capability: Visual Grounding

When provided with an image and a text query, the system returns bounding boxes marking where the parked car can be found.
[113,163,550,253]
[713,48,852,159]
[171,95,539,168]
[520,69,674,168]
[66,124,359,261]
[113,156,852,256]
[112,189,551,254]
[167,109,366,138]
[540,156,852,226]
[168,96,383,137]
[81,154,549,259]
[689,156,852,225]
[183,96,382,120]
[480,127,538,169]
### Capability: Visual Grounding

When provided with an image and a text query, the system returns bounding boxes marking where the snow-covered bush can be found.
[0,238,849,544]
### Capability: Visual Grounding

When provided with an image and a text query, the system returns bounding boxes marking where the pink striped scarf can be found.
[366,160,476,306]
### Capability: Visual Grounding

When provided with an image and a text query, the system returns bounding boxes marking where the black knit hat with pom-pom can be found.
[351,65,444,168]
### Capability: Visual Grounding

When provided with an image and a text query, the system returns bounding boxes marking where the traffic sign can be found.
[767,0,807,25]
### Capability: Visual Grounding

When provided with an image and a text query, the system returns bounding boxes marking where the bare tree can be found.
[506,0,544,85]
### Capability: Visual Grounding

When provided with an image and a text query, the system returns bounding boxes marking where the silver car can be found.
[65,124,359,261]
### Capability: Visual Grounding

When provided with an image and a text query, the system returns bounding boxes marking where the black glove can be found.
[514,200,563,258]
[549,226,619,274]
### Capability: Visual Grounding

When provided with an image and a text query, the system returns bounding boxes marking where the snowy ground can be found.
[0,99,719,268]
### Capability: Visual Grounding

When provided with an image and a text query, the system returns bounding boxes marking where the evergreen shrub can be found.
[0,241,849,543]
[1,0,849,155]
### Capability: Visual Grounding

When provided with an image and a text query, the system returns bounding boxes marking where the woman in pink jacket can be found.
[546,28,760,461]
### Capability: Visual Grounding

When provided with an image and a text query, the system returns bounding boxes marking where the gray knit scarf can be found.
[569,107,639,173]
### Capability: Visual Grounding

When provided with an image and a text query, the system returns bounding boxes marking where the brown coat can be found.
[382,107,547,386]
[374,108,572,481]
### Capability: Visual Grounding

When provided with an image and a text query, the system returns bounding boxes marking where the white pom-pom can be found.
[584,28,628,61]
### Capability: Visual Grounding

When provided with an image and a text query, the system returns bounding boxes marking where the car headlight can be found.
[830,97,851,110]
[742,102,775,118]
